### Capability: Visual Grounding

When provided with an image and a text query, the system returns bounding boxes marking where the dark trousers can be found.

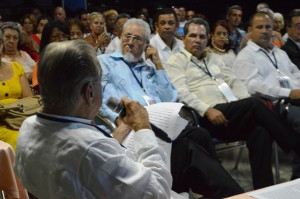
[276,102,300,179]
[198,97,300,189]
[171,126,244,198]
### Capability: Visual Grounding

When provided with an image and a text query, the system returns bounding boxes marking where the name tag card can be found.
[215,78,238,102]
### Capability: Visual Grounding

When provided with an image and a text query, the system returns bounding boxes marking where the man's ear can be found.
[248,26,253,33]
[82,83,94,104]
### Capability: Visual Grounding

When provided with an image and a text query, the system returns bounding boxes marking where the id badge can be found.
[215,78,238,102]
[143,95,156,105]
[278,74,291,89]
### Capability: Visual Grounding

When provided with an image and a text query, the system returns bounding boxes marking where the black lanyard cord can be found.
[260,49,278,69]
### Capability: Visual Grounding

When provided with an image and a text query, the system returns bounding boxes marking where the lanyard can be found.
[122,59,145,92]
[260,49,278,69]
[191,59,216,80]
[36,112,113,139]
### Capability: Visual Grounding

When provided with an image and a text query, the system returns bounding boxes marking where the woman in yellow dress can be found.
[0,30,33,151]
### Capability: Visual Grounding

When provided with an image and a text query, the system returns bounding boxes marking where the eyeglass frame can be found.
[51,33,70,40]
[122,33,145,44]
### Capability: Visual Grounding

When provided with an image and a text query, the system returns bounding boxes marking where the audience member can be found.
[165,18,300,189]
[140,7,154,32]
[233,11,300,180]
[32,20,70,92]
[281,10,300,69]
[186,10,196,20]
[30,7,42,21]
[53,6,67,22]
[68,19,84,40]
[105,13,130,54]
[240,9,284,49]
[14,39,173,198]
[103,9,118,40]
[207,20,236,68]
[150,8,184,66]
[98,18,244,198]
[32,14,51,46]
[20,29,39,62]
[84,12,110,55]
[1,22,36,82]
[274,12,285,35]
[19,14,36,36]
[78,10,90,35]
[225,5,246,54]
[0,30,32,151]
[173,7,185,39]
[256,2,270,12]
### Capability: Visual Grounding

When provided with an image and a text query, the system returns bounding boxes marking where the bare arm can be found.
[20,74,33,98]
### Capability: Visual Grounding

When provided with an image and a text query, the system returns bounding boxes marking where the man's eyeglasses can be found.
[122,34,145,44]
[70,32,83,38]
[292,23,300,30]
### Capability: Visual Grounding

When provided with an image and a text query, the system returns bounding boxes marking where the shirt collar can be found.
[181,48,208,62]
[38,112,92,124]
[288,37,300,49]
[248,40,275,52]
[109,51,147,69]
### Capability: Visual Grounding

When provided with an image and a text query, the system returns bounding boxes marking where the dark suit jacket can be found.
[281,38,300,70]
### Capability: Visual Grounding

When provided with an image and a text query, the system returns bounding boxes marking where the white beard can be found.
[123,52,139,63]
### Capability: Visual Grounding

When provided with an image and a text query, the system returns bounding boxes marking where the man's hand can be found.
[289,89,300,99]
[204,107,228,126]
[121,97,151,132]
[144,44,163,70]
[112,121,132,143]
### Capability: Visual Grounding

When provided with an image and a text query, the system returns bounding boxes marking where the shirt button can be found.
[5,93,8,97]
[2,82,5,86]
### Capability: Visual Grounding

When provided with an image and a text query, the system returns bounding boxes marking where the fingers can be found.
[120,97,151,131]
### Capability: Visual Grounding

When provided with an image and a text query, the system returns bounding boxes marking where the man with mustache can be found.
[98,18,244,198]
[150,8,184,67]
[233,11,300,180]
[165,17,300,190]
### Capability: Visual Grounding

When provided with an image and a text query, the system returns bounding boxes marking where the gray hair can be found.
[123,18,151,40]
[274,12,285,28]
[184,18,210,37]
[38,40,101,111]
[0,21,22,47]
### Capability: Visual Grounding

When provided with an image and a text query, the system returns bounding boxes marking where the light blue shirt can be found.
[98,52,178,122]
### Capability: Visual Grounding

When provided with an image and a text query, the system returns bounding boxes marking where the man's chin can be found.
[123,52,139,63]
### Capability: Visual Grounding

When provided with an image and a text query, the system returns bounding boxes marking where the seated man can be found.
[281,10,300,70]
[13,40,172,198]
[150,8,184,66]
[234,11,300,179]
[99,18,243,197]
[165,17,300,189]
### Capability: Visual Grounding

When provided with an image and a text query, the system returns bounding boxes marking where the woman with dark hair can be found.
[32,14,51,46]
[20,14,44,61]
[20,14,37,36]
[68,19,84,40]
[39,20,69,52]
[32,20,69,92]
[207,20,236,68]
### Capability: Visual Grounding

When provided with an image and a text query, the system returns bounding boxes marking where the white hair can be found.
[122,18,151,40]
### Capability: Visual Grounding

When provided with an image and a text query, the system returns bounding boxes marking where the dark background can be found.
[0,0,299,26]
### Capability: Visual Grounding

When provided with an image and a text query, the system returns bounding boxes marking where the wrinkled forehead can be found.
[123,24,145,37]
